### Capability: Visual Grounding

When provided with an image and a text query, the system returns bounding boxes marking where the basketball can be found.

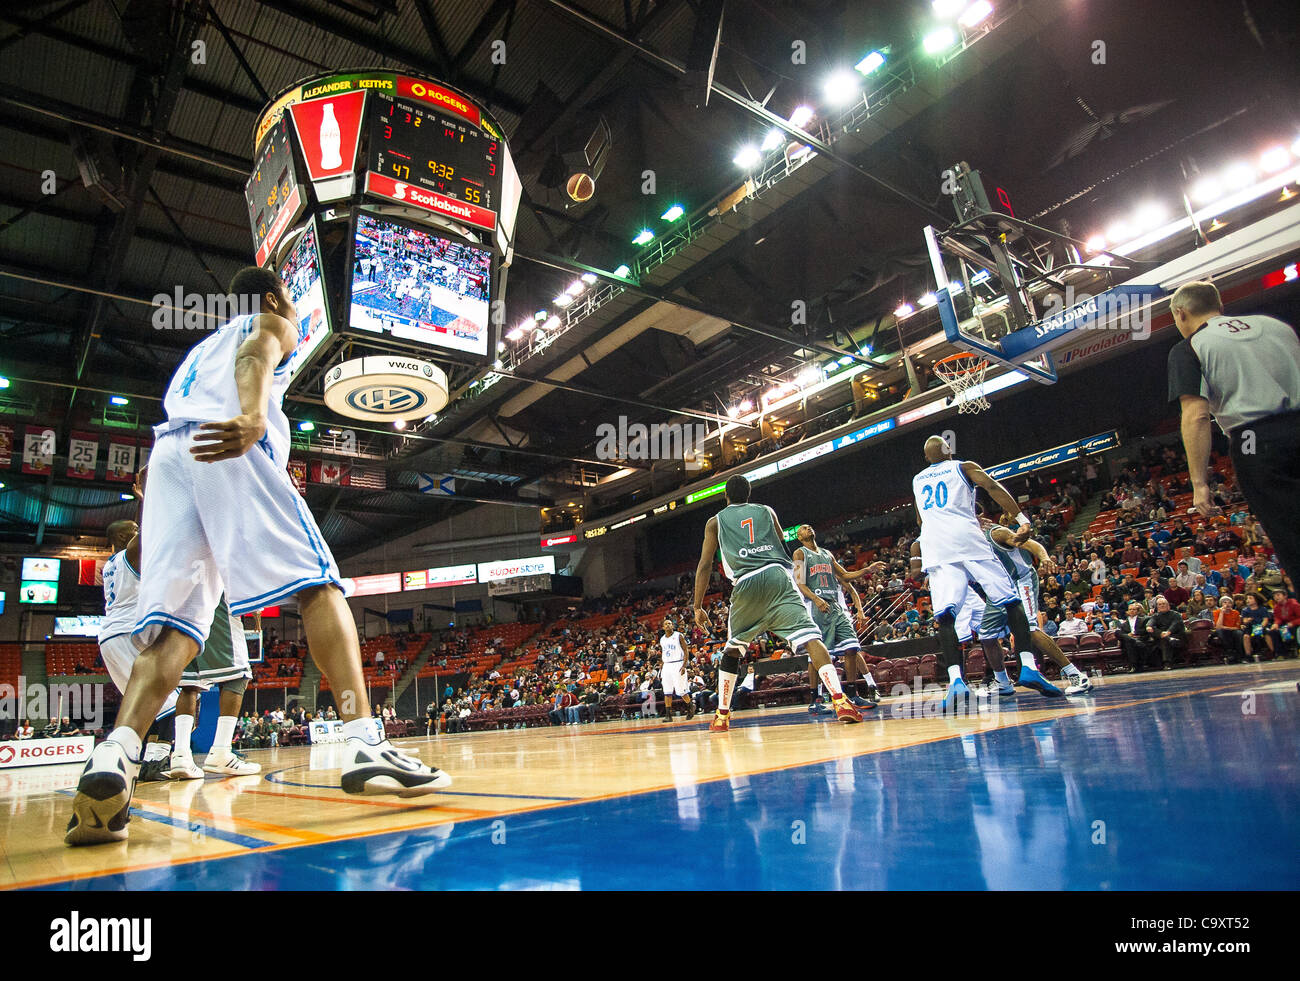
[566,172,596,203]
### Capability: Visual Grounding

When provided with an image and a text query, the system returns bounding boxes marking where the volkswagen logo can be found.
[422,365,434,377]
[345,385,427,414]
[332,366,343,380]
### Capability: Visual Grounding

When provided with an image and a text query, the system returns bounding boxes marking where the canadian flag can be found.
[311,460,347,485]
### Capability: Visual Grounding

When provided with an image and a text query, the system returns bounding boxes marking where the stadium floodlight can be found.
[797,366,822,387]
[1106,220,1132,243]
[822,70,860,106]
[493,359,503,370]
[732,145,761,169]
[789,105,815,128]
[297,420,315,432]
[739,399,753,413]
[632,228,655,245]
[760,128,785,152]
[565,278,585,295]
[507,324,528,341]
[923,26,958,54]
[581,272,598,284]
[613,264,631,278]
[1259,145,1291,173]
[1223,161,1256,189]
[727,405,741,419]
[496,340,506,352]
[0,376,8,389]
[1085,234,1107,253]
[958,1,993,27]
[1190,176,1221,205]
[553,293,574,307]
[109,396,129,406]
[542,315,561,331]
[1134,201,1169,232]
[120,493,134,501]
[855,50,885,76]
[895,302,915,318]
[534,309,548,321]
[918,292,937,307]
[393,419,406,430]
[660,203,686,221]
[932,0,968,16]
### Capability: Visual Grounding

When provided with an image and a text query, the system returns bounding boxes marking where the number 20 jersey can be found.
[912,458,997,570]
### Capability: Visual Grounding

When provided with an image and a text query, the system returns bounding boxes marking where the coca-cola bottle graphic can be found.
[319,102,342,170]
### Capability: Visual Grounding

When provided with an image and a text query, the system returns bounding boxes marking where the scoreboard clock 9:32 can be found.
[368,93,501,214]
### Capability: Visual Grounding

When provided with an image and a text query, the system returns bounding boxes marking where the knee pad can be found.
[220,676,250,700]
[718,650,741,674]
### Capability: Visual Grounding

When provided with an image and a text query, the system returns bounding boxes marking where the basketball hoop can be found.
[934,352,991,414]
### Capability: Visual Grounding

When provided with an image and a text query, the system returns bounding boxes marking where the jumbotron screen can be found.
[349,212,492,359]
[276,217,331,382]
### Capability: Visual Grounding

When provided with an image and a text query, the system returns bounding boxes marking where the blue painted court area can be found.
[39,670,1300,891]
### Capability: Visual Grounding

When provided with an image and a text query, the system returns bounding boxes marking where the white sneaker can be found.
[340,736,451,797]
[203,752,262,775]
[163,754,204,780]
[1064,673,1094,695]
[65,739,139,846]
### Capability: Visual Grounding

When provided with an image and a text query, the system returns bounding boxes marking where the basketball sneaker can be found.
[202,751,262,776]
[340,720,452,797]
[807,698,833,715]
[831,695,863,724]
[985,678,1016,697]
[1016,664,1065,698]
[941,676,973,713]
[163,754,204,780]
[1064,672,1094,695]
[848,693,878,708]
[64,738,139,846]
[709,710,730,733]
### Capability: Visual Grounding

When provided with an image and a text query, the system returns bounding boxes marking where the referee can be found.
[1167,280,1300,587]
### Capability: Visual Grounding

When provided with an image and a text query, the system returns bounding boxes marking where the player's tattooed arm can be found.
[962,461,1032,543]
[694,517,719,629]
[192,313,297,463]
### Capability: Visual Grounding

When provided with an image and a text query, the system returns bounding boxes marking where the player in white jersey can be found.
[909,435,1060,711]
[66,267,450,847]
[657,617,696,721]
[100,516,178,721]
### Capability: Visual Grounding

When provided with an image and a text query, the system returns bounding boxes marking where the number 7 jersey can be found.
[716,502,792,582]
[912,458,996,570]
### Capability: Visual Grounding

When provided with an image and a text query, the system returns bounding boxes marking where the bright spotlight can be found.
[789,105,815,128]
[822,70,860,106]
[732,145,761,169]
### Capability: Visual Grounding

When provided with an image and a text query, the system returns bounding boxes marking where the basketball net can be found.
[934,353,990,414]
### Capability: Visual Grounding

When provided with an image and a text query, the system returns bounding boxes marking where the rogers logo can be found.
[0,746,13,764]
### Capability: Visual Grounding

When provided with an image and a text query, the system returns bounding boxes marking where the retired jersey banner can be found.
[288,459,308,494]
[78,558,107,586]
[138,443,151,470]
[0,424,12,468]
[67,431,98,479]
[22,425,54,474]
[105,439,136,482]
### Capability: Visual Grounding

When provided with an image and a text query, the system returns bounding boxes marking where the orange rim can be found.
[933,352,988,377]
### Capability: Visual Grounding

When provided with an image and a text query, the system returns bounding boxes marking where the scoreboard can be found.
[367,92,502,224]
[245,68,522,378]
[245,114,305,267]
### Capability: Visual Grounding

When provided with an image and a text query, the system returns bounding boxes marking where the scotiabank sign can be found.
[365,172,497,231]
[0,736,93,769]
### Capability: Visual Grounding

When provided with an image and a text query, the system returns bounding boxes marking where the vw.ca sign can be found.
[324,356,449,421]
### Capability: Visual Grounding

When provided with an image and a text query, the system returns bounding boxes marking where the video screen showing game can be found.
[276,217,331,381]
[349,212,492,359]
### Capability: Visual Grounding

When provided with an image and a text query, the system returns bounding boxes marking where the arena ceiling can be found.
[1,0,1297,555]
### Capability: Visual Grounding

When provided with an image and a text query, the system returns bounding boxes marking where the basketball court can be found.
[5,661,1296,891]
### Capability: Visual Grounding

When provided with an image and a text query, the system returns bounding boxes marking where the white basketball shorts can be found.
[99,633,179,718]
[660,660,690,697]
[954,587,986,643]
[134,424,342,649]
[927,558,1018,619]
